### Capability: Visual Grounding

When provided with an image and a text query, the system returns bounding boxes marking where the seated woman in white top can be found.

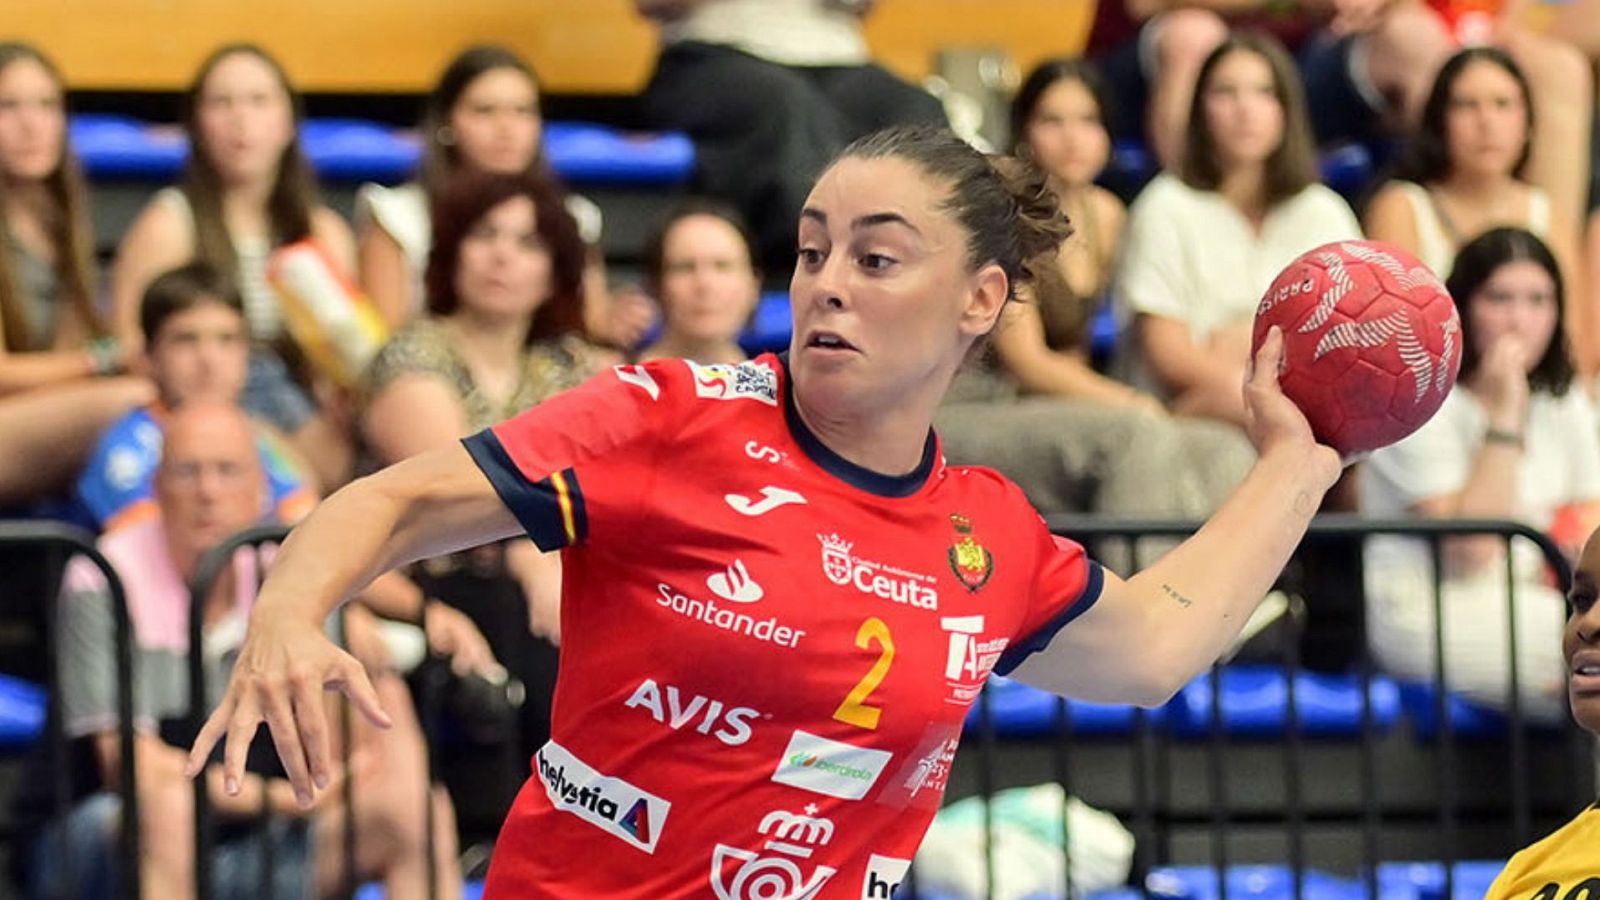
[1365,47,1587,371]
[1362,227,1600,723]
[110,44,355,491]
[356,46,651,348]
[634,198,761,366]
[1116,31,1362,430]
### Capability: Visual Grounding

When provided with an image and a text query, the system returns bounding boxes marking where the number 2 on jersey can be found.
[834,617,894,730]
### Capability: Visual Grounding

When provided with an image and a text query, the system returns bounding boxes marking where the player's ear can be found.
[960,262,1008,338]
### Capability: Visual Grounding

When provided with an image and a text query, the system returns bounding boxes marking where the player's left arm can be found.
[1010,328,1344,706]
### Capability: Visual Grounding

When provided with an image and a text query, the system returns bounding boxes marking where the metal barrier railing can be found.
[187,524,368,900]
[187,524,446,900]
[0,521,142,900]
[943,514,1592,900]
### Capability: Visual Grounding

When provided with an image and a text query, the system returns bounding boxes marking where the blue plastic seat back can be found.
[0,672,46,750]
[70,113,697,186]
[1168,665,1402,738]
[964,675,1166,738]
[1146,865,1367,900]
[1376,860,1508,900]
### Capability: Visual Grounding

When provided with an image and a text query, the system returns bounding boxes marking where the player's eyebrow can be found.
[799,208,921,235]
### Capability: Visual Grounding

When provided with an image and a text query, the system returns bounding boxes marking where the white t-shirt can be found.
[1117,173,1363,344]
[662,0,870,67]
[356,181,604,316]
[1362,385,1600,581]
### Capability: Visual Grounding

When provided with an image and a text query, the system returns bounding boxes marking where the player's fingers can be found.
[221,692,264,794]
[290,674,333,792]
[186,694,236,778]
[258,678,316,806]
[335,655,393,731]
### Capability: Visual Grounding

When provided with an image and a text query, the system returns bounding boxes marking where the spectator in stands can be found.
[1086,0,1590,239]
[23,403,462,900]
[1362,227,1600,723]
[355,45,652,348]
[1116,32,1361,429]
[362,171,601,773]
[929,62,1252,534]
[110,44,354,491]
[1483,524,1600,897]
[77,264,314,532]
[0,42,153,507]
[634,0,947,274]
[1364,47,1589,372]
[1085,0,1452,170]
[635,198,760,365]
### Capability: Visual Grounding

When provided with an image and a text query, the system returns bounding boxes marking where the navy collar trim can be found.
[777,353,937,499]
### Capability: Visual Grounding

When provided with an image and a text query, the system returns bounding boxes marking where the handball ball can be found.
[1252,240,1462,456]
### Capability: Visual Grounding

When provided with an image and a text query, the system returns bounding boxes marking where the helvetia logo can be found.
[535,740,671,853]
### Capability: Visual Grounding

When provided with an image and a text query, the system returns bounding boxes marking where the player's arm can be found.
[186,443,521,805]
[1010,328,1342,705]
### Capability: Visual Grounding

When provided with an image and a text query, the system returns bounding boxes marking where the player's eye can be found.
[859,253,896,272]
[796,247,825,267]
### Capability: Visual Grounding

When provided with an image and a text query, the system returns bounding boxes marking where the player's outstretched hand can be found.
[185,612,392,809]
[1244,326,1344,478]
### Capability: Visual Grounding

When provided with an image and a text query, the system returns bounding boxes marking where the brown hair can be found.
[1400,47,1533,185]
[1181,32,1319,207]
[180,44,319,289]
[642,197,761,298]
[425,171,585,344]
[0,43,102,353]
[140,261,246,346]
[837,124,1072,301]
[1447,227,1573,395]
[420,45,544,196]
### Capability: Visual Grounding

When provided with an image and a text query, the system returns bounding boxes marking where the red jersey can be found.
[464,353,1102,898]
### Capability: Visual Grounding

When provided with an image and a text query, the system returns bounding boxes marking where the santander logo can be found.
[707,559,764,603]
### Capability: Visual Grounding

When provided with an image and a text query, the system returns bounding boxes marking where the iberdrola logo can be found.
[947,514,993,593]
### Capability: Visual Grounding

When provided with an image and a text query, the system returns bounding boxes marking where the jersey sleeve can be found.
[994,525,1104,677]
[462,361,680,552]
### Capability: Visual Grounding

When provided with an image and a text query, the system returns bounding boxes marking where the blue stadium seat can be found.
[70,114,186,179]
[1145,865,1367,900]
[1376,860,1507,900]
[355,880,485,900]
[739,290,795,355]
[0,673,45,749]
[1167,666,1403,738]
[300,118,419,182]
[964,674,1166,738]
[69,114,696,186]
[1103,138,1376,199]
[1395,681,1534,739]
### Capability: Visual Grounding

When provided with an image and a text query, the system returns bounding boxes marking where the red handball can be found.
[1252,240,1462,456]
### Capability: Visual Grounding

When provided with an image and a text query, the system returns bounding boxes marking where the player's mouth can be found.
[1570,649,1600,695]
[804,330,859,354]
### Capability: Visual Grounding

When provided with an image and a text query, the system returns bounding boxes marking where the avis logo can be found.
[536,741,671,853]
[707,559,764,603]
[726,486,806,517]
[624,678,760,746]
[689,359,779,406]
[818,533,939,610]
[710,805,838,900]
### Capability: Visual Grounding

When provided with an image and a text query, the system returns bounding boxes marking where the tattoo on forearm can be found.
[1293,490,1315,516]
[1160,583,1193,608]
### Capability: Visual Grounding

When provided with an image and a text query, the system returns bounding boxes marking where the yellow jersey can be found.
[1485,803,1600,899]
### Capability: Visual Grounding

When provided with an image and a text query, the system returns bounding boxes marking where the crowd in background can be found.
[4,0,1600,895]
